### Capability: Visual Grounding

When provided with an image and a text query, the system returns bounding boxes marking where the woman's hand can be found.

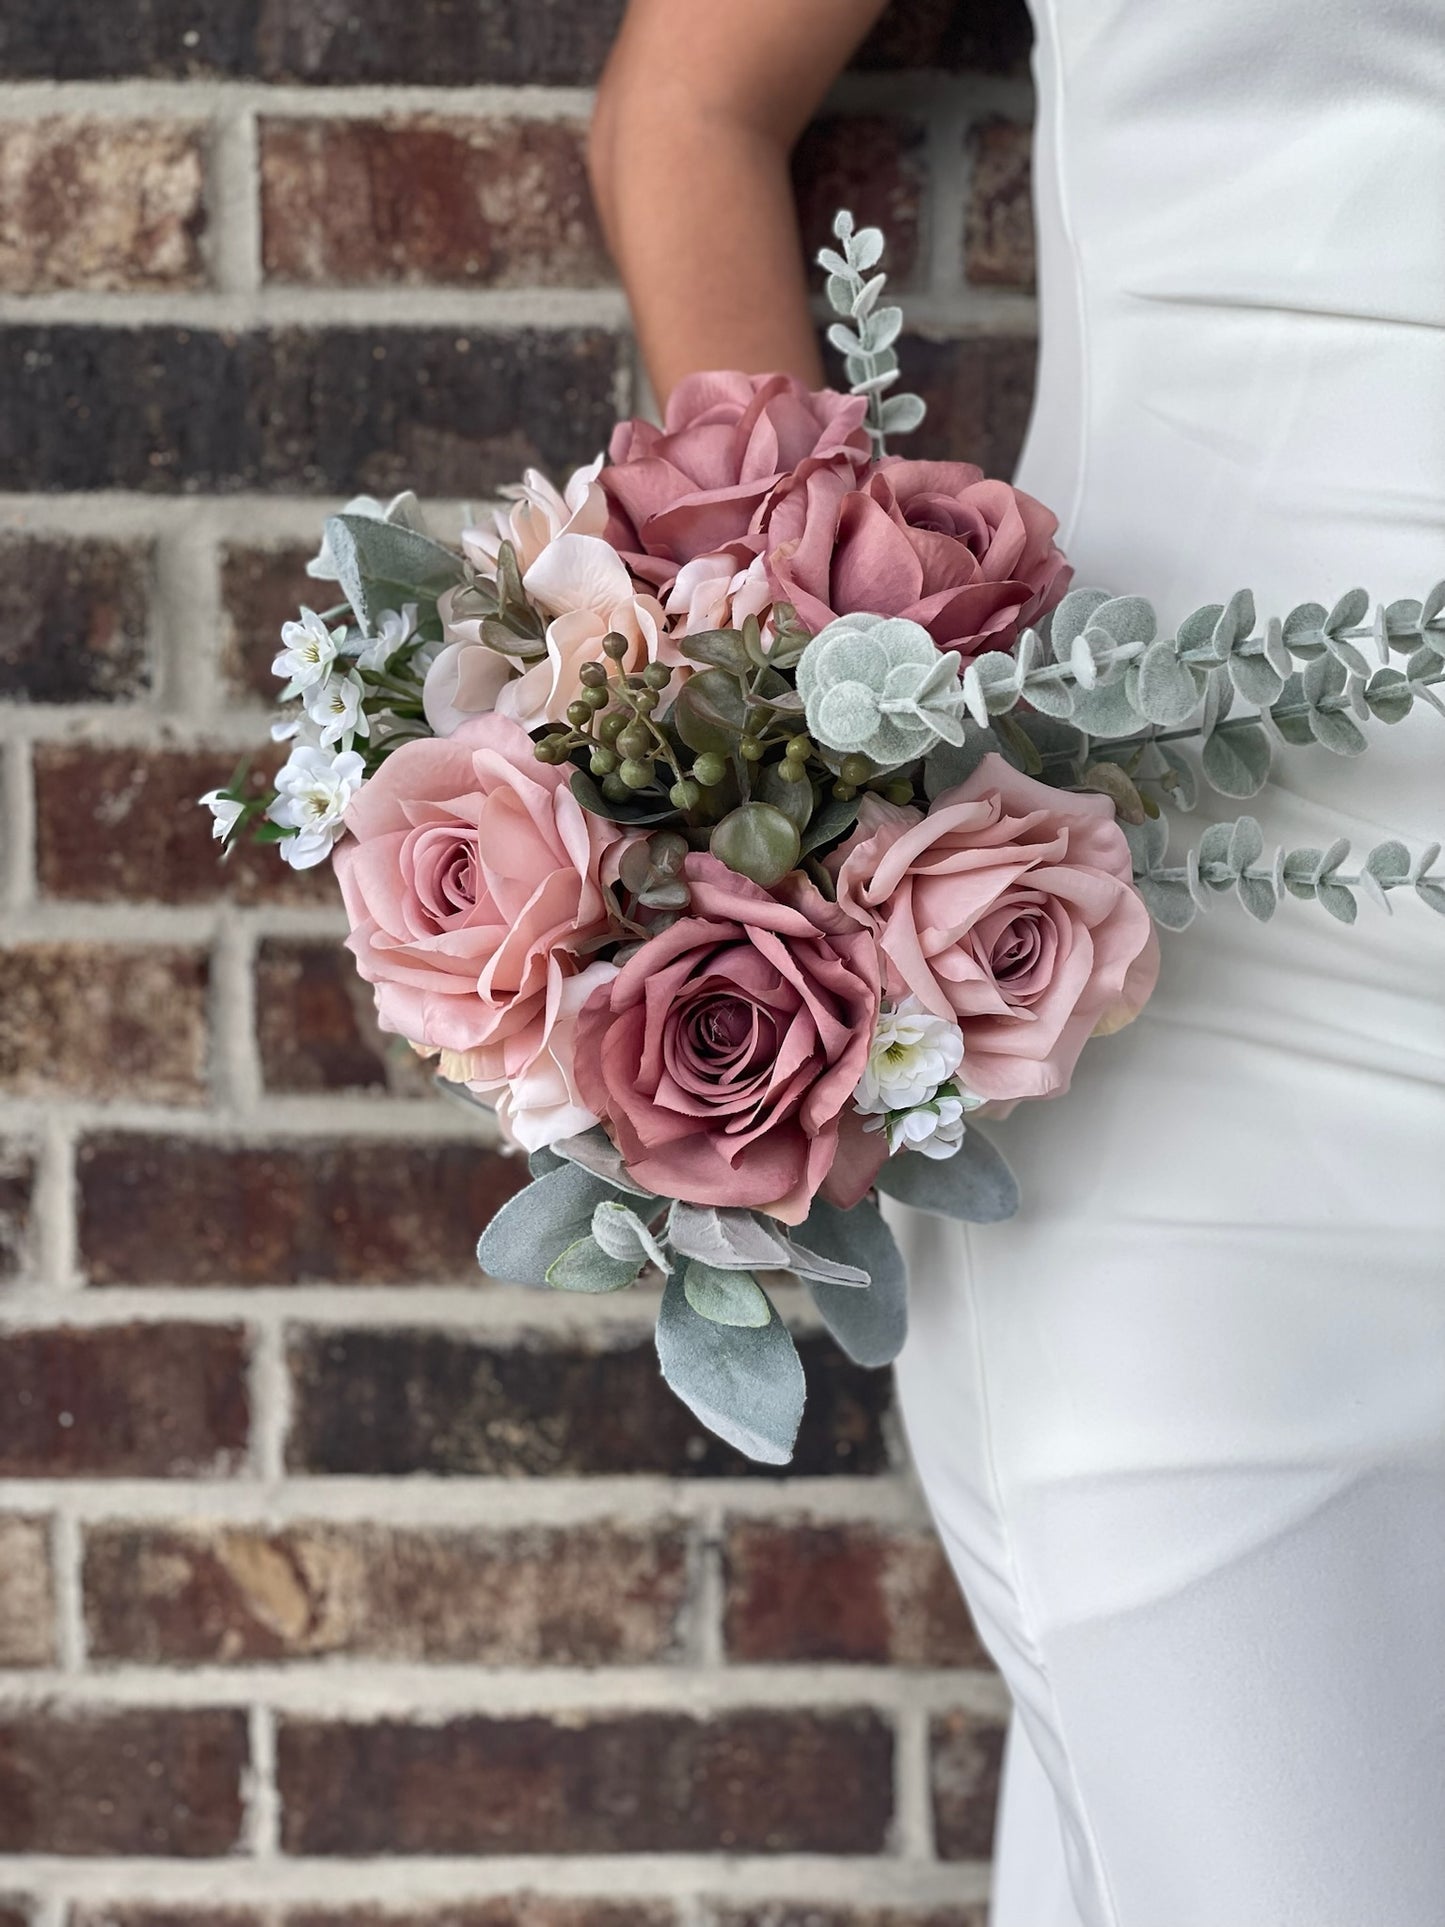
[589,0,892,406]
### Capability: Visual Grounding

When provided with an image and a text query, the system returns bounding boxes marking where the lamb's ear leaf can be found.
[667,1203,792,1271]
[655,1266,805,1465]
[551,1128,657,1198]
[528,1147,564,1179]
[477,1163,627,1286]
[798,1197,908,1368]
[872,1130,1020,1223]
[545,1234,642,1295]
[682,1261,772,1329]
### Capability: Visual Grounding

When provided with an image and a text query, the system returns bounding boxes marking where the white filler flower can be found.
[885,1083,979,1158]
[197,789,244,843]
[856,997,966,1115]
[272,608,346,697]
[352,602,418,672]
[267,746,364,869]
[304,669,372,749]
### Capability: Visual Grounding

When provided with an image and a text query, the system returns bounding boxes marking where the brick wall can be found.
[0,3,1036,1921]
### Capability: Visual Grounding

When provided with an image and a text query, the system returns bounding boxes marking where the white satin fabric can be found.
[889,4,1445,1923]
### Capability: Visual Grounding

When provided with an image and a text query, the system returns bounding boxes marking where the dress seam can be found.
[1038,0,1092,552]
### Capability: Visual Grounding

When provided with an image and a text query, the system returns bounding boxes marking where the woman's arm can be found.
[588,0,892,405]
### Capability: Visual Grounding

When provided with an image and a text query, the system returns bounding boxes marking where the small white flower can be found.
[272,608,346,696]
[304,669,372,749]
[888,1085,976,1158]
[270,708,325,747]
[306,493,421,581]
[351,603,418,672]
[198,789,244,843]
[267,746,365,870]
[855,997,966,1115]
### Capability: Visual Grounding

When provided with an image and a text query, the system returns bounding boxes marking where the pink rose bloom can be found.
[461,455,608,576]
[767,459,1070,660]
[573,854,885,1225]
[601,371,871,587]
[831,755,1159,1103]
[333,714,632,1141]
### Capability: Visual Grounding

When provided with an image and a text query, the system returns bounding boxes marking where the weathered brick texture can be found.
[0,0,1032,1909]
[277,1709,894,1854]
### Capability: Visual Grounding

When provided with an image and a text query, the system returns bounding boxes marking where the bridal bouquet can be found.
[204,213,1444,1463]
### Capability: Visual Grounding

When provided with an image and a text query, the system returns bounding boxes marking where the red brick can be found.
[0,1708,246,1855]
[78,1134,526,1286]
[724,1520,988,1668]
[855,0,1033,75]
[892,332,1038,478]
[261,117,608,289]
[286,1327,893,1479]
[965,120,1034,289]
[219,541,324,701]
[255,940,434,1096]
[286,1908,675,1927]
[793,118,927,289]
[0,1518,55,1668]
[0,534,152,703]
[71,1913,258,1927]
[930,1710,1007,1860]
[0,1323,249,1478]
[0,945,208,1102]
[33,744,337,905]
[0,1905,31,1927]
[0,119,205,294]
[278,1709,892,1855]
[717,1911,985,1927]
[0,1142,36,1281]
[84,1520,689,1665]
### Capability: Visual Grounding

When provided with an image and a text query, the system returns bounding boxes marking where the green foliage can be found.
[655,1265,804,1465]
[796,614,968,768]
[817,209,927,457]
[873,1126,1020,1222]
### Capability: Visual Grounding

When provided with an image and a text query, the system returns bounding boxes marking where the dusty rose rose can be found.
[831,755,1159,1103]
[767,458,1070,660]
[333,714,632,1142]
[573,854,885,1224]
[601,371,871,586]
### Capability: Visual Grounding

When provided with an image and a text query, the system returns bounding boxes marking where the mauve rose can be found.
[600,371,871,587]
[333,714,631,1139]
[767,458,1070,660]
[573,854,885,1224]
[831,755,1158,1103]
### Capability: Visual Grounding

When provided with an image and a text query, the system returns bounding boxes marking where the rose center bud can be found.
[409,825,480,932]
[976,898,1060,1008]
[666,987,776,1096]
[905,493,992,552]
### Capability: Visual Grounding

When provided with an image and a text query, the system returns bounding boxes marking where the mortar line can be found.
[33,1110,79,1292]
[245,1704,281,1859]
[248,1317,291,1488]
[0,81,600,118]
[0,734,35,907]
[208,99,263,297]
[893,1700,938,1863]
[151,502,227,720]
[208,910,263,1114]
[49,1510,87,1676]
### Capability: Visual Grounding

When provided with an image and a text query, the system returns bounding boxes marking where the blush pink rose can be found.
[831,755,1159,1103]
[333,713,632,1133]
[600,371,871,587]
[572,854,885,1224]
[767,458,1070,660]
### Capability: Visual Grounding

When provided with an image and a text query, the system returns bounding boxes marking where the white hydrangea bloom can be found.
[267,746,364,870]
[855,997,965,1115]
[303,669,371,749]
[272,608,346,696]
[351,602,418,672]
[197,789,244,843]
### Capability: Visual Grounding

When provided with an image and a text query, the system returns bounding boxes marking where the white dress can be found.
[889,3,1445,1923]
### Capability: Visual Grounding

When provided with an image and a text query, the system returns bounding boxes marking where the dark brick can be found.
[0,1143,36,1281]
[71,1913,260,1927]
[278,1709,892,1854]
[0,327,621,495]
[0,1517,55,1668]
[0,534,152,703]
[84,1519,689,1665]
[255,940,434,1096]
[854,0,1032,75]
[0,119,206,294]
[287,1327,893,1479]
[0,945,208,1102]
[716,1911,986,1927]
[262,117,608,288]
[965,119,1034,289]
[0,1323,250,1478]
[724,1520,988,1668]
[33,744,337,905]
[0,1904,31,1927]
[889,332,1039,479]
[793,119,926,290]
[78,1135,526,1286]
[930,1710,1007,1860]
[0,1708,246,1855]
[219,541,323,700]
[285,1906,676,1927]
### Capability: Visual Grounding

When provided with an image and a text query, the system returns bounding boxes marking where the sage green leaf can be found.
[1364,840,1411,885]
[655,1265,804,1465]
[1047,587,1111,662]
[683,1261,772,1328]
[774,1205,870,1287]
[1227,816,1264,870]
[673,667,748,754]
[680,628,749,673]
[1138,875,1196,929]
[1069,677,1142,739]
[1212,588,1256,651]
[797,1197,907,1367]
[1302,652,1348,705]
[1137,641,1201,725]
[569,769,680,826]
[1325,587,1369,634]
[710,803,800,887]
[1157,745,1198,809]
[1124,812,1170,874]
[1416,879,1445,915]
[1283,601,1329,653]
[668,1203,792,1272]
[591,1200,668,1270]
[1074,761,1146,824]
[756,759,816,833]
[478,1163,629,1286]
[1201,723,1271,798]
[551,1127,657,1199]
[1235,873,1277,922]
[880,391,927,435]
[873,1128,1019,1223]
[799,791,862,855]
[1282,846,1324,899]
[546,1234,642,1294]
[1307,707,1367,755]
[528,1147,564,1179]
[1364,668,1413,723]
[1316,881,1359,923]
[1088,595,1157,648]
[1228,649,1285,706]
[326,514,464,632]
[923,726,999,798]
[1177,602,1226,651]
